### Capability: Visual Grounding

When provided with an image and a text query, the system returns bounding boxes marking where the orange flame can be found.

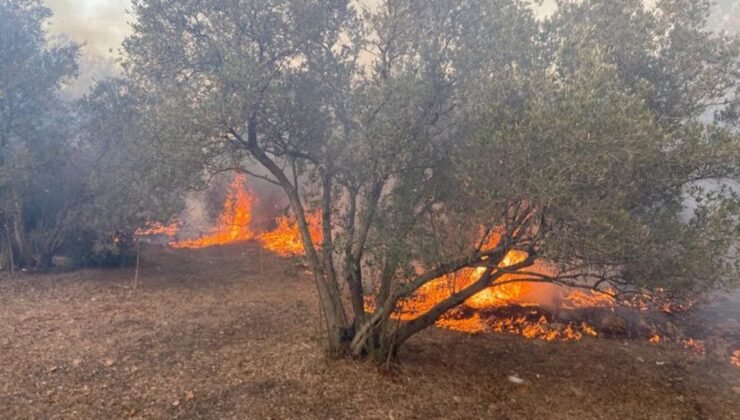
[135,220,179,237]
[137,173,323,254]
[171,175,255,249]
[257,212,322,256]
[465,249,541,308]
[435,313,599,341]
[436,314,487,334]
[559,289,616,310]
[141,188,648,345]
[367,229,622,341]
[731,350,740,368]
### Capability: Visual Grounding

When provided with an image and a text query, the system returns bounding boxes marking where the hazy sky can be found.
[46,0,132,56]
[43,0,737,56]
[42,0,736,95]
[44,0,560,57]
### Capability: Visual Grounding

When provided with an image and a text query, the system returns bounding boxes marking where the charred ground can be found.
[0,243,738,419]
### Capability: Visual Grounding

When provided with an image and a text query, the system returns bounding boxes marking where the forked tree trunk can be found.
[315,271,352,357]
[238,118,351,357]
[349,250,529,362]
[237,119,524,361]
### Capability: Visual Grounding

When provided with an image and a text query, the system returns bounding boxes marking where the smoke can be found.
[248,179,288,232]
[45,0,131,56]
[531,0,557,20]
[42,0,735,99]
[173,172,287,241]
[45,0,132,97]
[708,0,740,33]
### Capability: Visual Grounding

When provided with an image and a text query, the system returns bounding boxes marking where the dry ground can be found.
[0,242,738,419]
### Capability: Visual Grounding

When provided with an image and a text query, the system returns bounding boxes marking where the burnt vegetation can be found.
[1,0,739,405]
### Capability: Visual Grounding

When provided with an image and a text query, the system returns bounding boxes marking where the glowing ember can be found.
[171,175,255,249]
[436,313,486,334]
[430,309,601,341]
[731,350,740,368]
[559,289,616,310]
[581,322,598,337]
[681,338,706,355]
[493,316,578,341]
[650,335,661,345]
[257,212,322,256]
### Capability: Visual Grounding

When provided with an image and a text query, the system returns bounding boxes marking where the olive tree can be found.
[62,79,200,266]
[0,0,79,269]
[124,0,739,359]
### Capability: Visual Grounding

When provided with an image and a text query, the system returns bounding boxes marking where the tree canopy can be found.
[0,0,191,270]
[119,0,740,358]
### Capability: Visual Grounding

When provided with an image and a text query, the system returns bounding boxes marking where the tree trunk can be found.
[238,117,352,356]
[133,239,141,290]
[350,247,529,361]
[342,187,367,328]
[11,204,32,268]
[3,223,14,275]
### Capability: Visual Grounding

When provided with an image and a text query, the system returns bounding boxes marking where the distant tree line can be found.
[0,0,194,271]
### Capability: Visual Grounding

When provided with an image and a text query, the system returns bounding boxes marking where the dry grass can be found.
[0,242,738,419]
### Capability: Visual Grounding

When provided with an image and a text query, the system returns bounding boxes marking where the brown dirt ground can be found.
[0,242,738,419]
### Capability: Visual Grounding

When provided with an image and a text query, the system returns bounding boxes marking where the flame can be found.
[369,233,616,341]
[492,316,583,341]
[732,351,740,368]
[137,186,695,348]
[465,249,540,308]
[135,220,179,237]
[142,193,626,344]
[257,212,322,256]
[171,175,255,249]
[559,289,616,310]
[363,228,624,342]
[581,322,598,337]
[136,173,324,255]
[437,313,487,334]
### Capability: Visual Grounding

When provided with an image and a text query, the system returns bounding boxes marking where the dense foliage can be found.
[0,0,189,270]
[121,0,739,359]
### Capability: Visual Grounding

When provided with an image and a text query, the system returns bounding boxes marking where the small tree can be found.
[0,0,79,269]
[124,0,739,359]
[60,79,199,267]
[0,0,195,270]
